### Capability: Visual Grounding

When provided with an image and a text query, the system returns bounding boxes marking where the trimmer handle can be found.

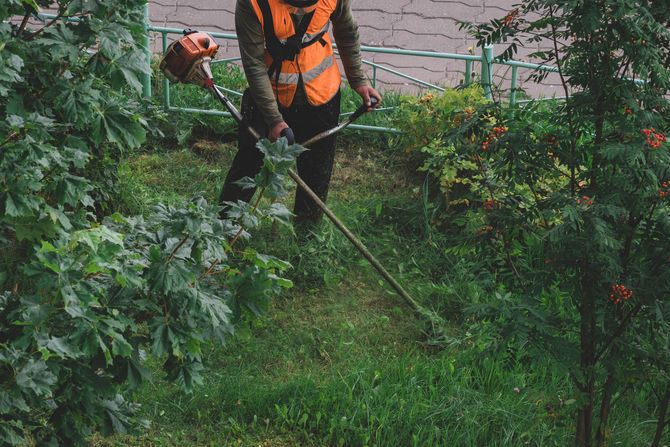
[280,127,295,145]
[350,96,379,122]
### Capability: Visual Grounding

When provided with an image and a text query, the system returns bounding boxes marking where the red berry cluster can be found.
[483,199,496,211]
[576,195,593,206]
[502,8,520,26]
[660,181,669,199]
[609,284,633,305]
[623,107,633,115]
[641,128,667,149]
[481,126,508,152]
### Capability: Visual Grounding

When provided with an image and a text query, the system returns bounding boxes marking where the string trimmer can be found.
[160,30,433,322]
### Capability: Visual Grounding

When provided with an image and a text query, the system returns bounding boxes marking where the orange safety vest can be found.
[249,0,342,108]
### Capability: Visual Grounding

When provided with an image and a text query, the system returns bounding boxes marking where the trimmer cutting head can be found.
[159,30,219,87]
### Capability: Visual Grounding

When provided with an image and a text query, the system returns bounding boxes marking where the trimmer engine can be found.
[159,30,219,87]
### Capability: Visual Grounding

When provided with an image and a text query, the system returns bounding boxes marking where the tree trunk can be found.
[576,387,595,447]
[651,382,670,447]
[595,373,615,447]
[576,289,597,447]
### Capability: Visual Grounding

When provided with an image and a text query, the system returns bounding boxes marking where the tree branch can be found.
[0,132,20,148]
[167,237,189,262]
[228,187,266,250]
[199,187,268,281]
[595,372,616,447]
[595,302,643,362]
[548,7,579,195]
[24,10,65,41]
[16,12,31,37]
[651,383,670,447]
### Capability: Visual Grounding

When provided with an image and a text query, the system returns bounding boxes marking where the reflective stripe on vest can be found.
[276,56,335,85]
[301,22,330,44]
[250,0,341,108]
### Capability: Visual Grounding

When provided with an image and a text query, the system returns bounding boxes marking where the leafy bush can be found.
[0,2,297,445]
[1,193,294,445]
[398,2,670,446]
[397,86,490,216]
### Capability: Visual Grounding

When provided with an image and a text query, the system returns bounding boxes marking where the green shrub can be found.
[0,2,297,445]
[405,3,670,446]
[396,86,490,215]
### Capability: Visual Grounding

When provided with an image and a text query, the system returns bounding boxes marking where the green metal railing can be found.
[141,3,152,98]
[146,27,559,132]
[149,23,484,95]
[38,5,563,135]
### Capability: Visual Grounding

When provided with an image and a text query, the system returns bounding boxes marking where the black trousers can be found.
[220,89,341,222]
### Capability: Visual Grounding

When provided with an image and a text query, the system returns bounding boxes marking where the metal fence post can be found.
[142,2,152,98]
[510,65,518,107]
[481,45,493,100]
[161,32,170,109]
[464,60,472,86]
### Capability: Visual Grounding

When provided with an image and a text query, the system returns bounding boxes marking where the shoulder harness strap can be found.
[256,0,329,79]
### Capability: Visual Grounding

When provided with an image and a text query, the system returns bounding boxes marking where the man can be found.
[220,0,382,225]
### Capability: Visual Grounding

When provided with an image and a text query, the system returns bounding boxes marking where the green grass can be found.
[109,69,664,445]
[110,135,662,447]
[117,141,235,215]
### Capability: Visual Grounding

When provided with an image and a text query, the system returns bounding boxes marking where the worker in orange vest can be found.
[220,0,382,226]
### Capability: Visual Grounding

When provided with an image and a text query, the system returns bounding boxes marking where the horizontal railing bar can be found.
[499,59,559,72]
[340,106,397,117]
[52,12,647,115]
[516,96,568,104]
[168,106,232,117]
[362,60,445,91]
[358,45,481,61]
[37,13,80,22]
[212,57,242,64]
[148,25,237,40]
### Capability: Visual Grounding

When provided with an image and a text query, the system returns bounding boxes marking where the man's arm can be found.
[331,0,381,107]
[331,0,367,89]
[236,0,284,129]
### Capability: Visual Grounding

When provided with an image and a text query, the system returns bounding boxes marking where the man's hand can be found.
[354,85,382,111]
[269,121,289,141]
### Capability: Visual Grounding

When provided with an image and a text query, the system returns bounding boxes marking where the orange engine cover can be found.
[160,31,219,83]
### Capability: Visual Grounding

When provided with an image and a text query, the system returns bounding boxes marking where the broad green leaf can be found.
[15,360,56,397]
[92,107,146,150]
[45,337,81,359]
[126,358,150,389]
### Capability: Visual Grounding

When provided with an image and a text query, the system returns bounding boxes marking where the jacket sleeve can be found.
[331,0,369,89]
[236,0,284,128]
